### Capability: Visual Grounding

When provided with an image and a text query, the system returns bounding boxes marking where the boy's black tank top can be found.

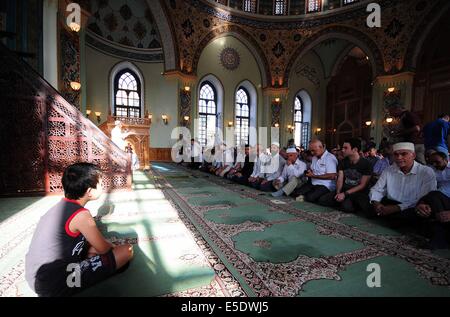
[25,198,89,292]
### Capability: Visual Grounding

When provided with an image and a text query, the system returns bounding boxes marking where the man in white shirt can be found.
[271,148,307,197]
[199,145,214,172]
[248,144,265,189]
[216,144,235,177]
[293,140,338,202]
[369,142,436,219]
[259,142,286,192]
[111,120,134,151]
[209,144,225,174]
[226,146,246,179]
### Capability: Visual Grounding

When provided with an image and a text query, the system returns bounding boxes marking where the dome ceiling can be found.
[86,0,161,49]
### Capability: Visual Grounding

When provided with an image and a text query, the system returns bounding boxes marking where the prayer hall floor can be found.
[1,163,450,297]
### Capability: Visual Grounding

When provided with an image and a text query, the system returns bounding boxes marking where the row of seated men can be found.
[179,138,450,249]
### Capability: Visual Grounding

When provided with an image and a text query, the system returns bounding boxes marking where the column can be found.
[370,72,415,144]
[43,0,58,88]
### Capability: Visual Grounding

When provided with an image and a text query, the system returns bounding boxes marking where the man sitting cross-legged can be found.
[369,142,436,220]
[199,147,214,172]
[248,144,265,188]
[415,151,450,248]
[317,138,372,213]
[293,139,338,203]
[230,145,254,185]
[271,148,307,197]
[214,143,234,177]
[226,146,245,180]
[258,142,286,192]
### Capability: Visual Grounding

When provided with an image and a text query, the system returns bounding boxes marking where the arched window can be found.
[114,69,141,118]
[235,87,250,146]
[198,82,217,147]
[294,96,303,147]
[307,0,322,13]
[294,90,312,147]
[274,0,287,15]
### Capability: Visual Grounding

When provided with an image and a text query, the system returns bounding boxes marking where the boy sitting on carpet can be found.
[25,163,134,297]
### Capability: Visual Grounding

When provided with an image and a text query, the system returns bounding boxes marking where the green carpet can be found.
[233,221,365,263]
[2,164,450,297]
[149,162,450,297]
[300,256,450,297]
[205,204,295,225]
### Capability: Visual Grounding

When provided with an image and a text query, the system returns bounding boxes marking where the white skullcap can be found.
[271,141,280,147]
[393,142,415,152]
[286,148,298,154]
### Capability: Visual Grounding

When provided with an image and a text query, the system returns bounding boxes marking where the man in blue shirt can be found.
[416,152,450,248]
[423,114,450,160]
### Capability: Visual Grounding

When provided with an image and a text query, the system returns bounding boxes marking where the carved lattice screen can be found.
[0,43,131,195]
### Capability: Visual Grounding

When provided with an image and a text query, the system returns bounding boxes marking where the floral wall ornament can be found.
[295,63,320,88]
[182,19,194,39]
[119,4,132,20]
[272,41,285,58]
[385,18,405,39]
[219,47,240,71]
[179,89,191,128]
[293,33,302,42]
[60,28,80,109]
[271,101,282,127]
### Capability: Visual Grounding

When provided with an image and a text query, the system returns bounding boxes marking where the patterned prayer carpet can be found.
[2,165,450,297]
[150,162,450,297]
[0,171,244,297]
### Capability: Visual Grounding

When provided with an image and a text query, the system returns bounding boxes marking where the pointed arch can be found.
[405,0,450,70]
[234,80,258,146]
[285,26,384,87]
[145,0,177,71]
[293,90,312,147]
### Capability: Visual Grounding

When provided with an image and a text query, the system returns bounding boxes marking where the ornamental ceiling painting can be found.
[160,0,446,88]
[86,0,161,49]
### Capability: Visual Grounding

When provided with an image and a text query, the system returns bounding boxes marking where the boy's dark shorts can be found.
[35,249,116,297]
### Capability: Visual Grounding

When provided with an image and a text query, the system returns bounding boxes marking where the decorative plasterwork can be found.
[86,0,162,49]
[219,47,240,71]
[373,72,415,89]
[162,0,442,88]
